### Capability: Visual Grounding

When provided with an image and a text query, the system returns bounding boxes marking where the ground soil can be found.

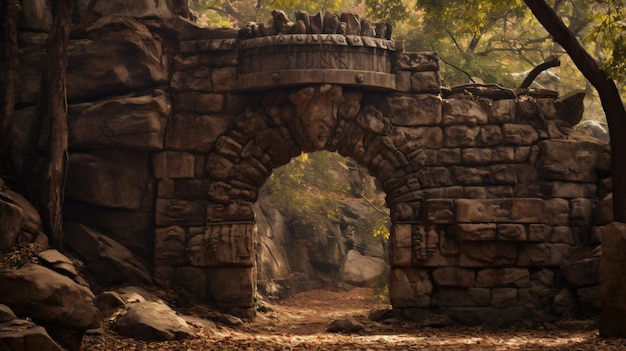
[82,287,626,350]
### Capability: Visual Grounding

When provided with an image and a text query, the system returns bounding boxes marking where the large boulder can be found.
[338,249,385,286]
[600,222,626,337]
[64,223,152,287]
[0,186,47,253]
[0,319,64,351]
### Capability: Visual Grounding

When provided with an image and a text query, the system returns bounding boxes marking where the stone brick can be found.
[212,67,238,92]
[491,288,517,308]
[442,99,488,125]
[415,167,453,188]
[389,268,432,308]
[395,71,411,92]
[561,257,600,288]
[175,267,208,300]
[528,224,547,242]
[477,125,502,146]
[206,267,255,309]
[411,71,440,93]
[570,198,593,226]
[467,287,491,307]
[437,148,462,164]
[390,246,413,266]
[424,199,455,224]
[153,151,196,179]
[455,198,545,223]
[171,66,212,92]
[154,226,186,265]
[386,94,442,126]
[436,288,468,307]
[462,148,492,165]
[491,147,515,163]
[475,268,530,287]
[488,99,516,123]
[166,114,234,153]
[432,267,475,287]
[451,167,493,185]
[459,242,518,267]
[463,186,514,199]
[502,124,539,145]
[536,139,606,182]
[156,199,206,226]
[600,222,626,336]
[455,223,497,241]
[496,224,527,241]
[444,125,480,147]
[392,223,413,248]
[550,226,575,244]
[593,194,614,226]
[398,126,444,149]
[518,243,572,266]
[545,198,570,226]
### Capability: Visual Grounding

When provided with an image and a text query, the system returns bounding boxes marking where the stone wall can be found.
[8,9,612,322]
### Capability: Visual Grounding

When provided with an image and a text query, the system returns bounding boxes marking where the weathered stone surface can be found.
[455,223,496,241]
[0,319,64,351]
[496,224,527,241]
[171,67,212,92]
[570,198,592,226]
[561,258,599,288]
[154,226,186,265]
[326,319,365,333]
[389,268,432,308]
[0,305,17,323]
[432,267,475,287]
[443,99,488,126]
[206,267,255,310]
[488,99,516,123]
[68,91,168,150]
[0,264,100,331]
[502,124,538,145]
[338,250,385,286]
[156,199,205,226]
[167,114,234,153]
[517,243,572,267]
[153,152,196,179]
[0,200,23,253]
[424,199,454,224]
[381,94,442,126]
[113,301,195,341]
[444,125,480,147]
[212,67,238,92]
[475,268,529,287]
[67,18,167,100]
[491,288,517,308]
[545,198,570,226]
[550,226,575,244]
[537,139,606,182]
[459,242,518,267]
[593,194,614,226]
[37,250,78,278]
[600,222,626,336]
[65,223,152,286]
[410,71,440,93]
[456,198,545,223]
[95,291,126,318]
[66,150,151,211]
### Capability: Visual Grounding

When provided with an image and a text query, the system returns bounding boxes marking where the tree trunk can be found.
[1,0,19,172]
[524,0,626,223]
[39,0,75,249]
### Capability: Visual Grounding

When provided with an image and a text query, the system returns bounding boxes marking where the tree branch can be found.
[519,55,561,88]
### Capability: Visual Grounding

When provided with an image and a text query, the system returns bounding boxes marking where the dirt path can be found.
[83,287,626,351]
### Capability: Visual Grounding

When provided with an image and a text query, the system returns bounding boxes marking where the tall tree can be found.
[37,0,76,249]
[523,0,626,223]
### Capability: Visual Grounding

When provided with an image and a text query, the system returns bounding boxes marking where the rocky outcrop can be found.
[338,250,385,287]
[113,301,195,341]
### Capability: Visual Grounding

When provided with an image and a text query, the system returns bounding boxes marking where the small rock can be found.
[326,319,364,333]
[368,308,393,322]
[420,313,453,327]
[37,249,78,278]
[95,291,126,317]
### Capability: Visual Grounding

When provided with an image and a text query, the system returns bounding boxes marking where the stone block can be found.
[518,243,571,267]
[212,67,238,92]
[463,186,514,199]
[536,139,607,182]
[488,99,516,123]
[570,198,593,226]
[593,194,614,226]
[398,126,444,149]
[477,125,503,146]
[394,52,440,71]
[459,242,518,267]
[66,150,152,211]
[389,268,432,308]
[156,199,205,226]
[154,226,186,266]
[451,167,493,185]
[386,94,442,126]
[415,167,453,188]
[166,114,234,153]
[496,224,527,241]
[206,267,255,309]
[171,66,212,92]
[68,91,169,150]
[490,146,518,163]
[475,268,530,288]
[153,152,196,179]
[436,288,468,307]
[561,257,600,288]
[462,148,493,165]
[395,71,411,92]
[502,124,539,145]
[545,198,570,226]
[392,224,412,248]
[550,226,575,244]
[410,71,440,93]
[490,288,517,308]
[456,198,545,223]
[467,287,491,306]
[424,199,455,224]
[432,267,475,287]
[442,99,488,126]
[444,125,480,147]
[390,246,413,266]
[455,223,497,241]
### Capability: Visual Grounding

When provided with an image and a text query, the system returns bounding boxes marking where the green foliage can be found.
[365,0,408,24]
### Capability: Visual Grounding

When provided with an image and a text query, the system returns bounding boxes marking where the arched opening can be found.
[255,150,390,302]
